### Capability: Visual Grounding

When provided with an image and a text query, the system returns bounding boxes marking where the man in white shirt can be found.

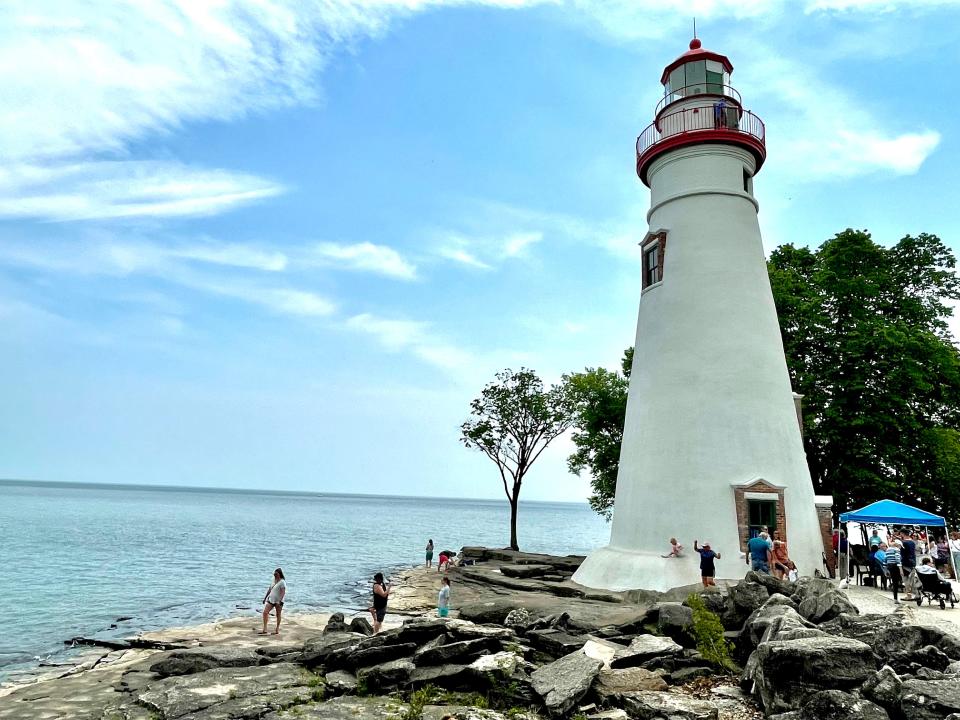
[917,557,952,596]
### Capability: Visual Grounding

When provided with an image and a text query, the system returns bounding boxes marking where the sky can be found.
[1,0,959,503]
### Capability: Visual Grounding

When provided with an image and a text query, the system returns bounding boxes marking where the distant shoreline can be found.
[0,478,588,506]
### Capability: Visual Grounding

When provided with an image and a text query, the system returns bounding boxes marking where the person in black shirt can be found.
[369,572,390,633]
[694,540,721,587]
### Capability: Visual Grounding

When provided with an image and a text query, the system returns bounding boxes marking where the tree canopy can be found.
[568,230,960,526]
[461,368,574,550]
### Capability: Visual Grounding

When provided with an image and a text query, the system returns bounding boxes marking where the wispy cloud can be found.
[312,241,417,280]
[502,231,543,258]
[438,246,494,271]
[435,228,547,269]
[344,312,473,370]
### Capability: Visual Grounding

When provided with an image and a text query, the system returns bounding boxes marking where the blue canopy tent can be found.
[838,499,954,585]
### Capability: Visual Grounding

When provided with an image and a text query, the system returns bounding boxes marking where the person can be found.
[900,532,917,600]
[437,552,449,572]
[746,532,772,574]
[950,532,960,578]
[884,541,903,603]
[868,528,883,549]
[935,537,951,576]
[713,98,727,129]
[760,527,775,550]
[438,576,451,617]
[870,543,888,589]
[662,538,684,558]
[693,540,720,587]
[425,539,434,568]
[369,572,390,633]
[260,568,286,635]
[772,539,792,580]
[917,556,954,596]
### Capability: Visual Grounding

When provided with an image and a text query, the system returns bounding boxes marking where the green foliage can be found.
[356,676,370,697]
[461,367,575,549]
[769,230,960,523]
[564,348,632,519]
[686,593,735,670]
[403,685,438,720]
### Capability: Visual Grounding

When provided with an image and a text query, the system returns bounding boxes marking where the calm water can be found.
[0,481,609,684]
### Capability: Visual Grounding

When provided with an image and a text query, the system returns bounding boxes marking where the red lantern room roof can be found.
[659,38,733,85]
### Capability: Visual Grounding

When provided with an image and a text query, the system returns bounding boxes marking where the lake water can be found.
[0,481,609,684]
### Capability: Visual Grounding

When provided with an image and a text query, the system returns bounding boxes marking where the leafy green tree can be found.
[461,368,575,550]
[770,229,960,523]
[563,348,632,519]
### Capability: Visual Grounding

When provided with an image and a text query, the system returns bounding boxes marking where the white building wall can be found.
[573,143,824,592]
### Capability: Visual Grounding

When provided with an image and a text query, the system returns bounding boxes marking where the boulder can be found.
[500,564,553,578]
[410,663,471,688]
[888,644,952,674]
[745,570,795,597]
[593,666,668,697]
[349,617,374,636]
[302,633,363,669]
[798,690,889,720]
[395,618,455,645]
[262,696,408,720]
[182,686,318,720]
[414,637,501,666]
[797,590,858,624]
[356,658,414,692]
[505,608,532,628]
[138,663,308,719]
[531,650,603,716]
[900,679,960,720]
[657,603,694,644]
[324,613,350,634]
[619,691,719,720]
[458,599,519,625]
[751,635,877,714]
[468,651,524,679]
[791,577,836,604]
[525,629,588,658]
[325,670,358,695]
[818,613,901,646]
[741,603,811,652]
[443,619,514,642]
[729,581,770,617]
[327,641,418,671]
[149,647,264,677]
[872,624,960,661]
[914,667,945,680]
[684,591,727,617]
[861,666,902,710]
[610,635,683,669]
[947,660,960,675]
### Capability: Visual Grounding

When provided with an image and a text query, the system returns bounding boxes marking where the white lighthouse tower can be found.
[573,39,824,593]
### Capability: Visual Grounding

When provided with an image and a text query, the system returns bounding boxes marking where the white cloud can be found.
[313,241,417,280]
[438,246,494,270]
[501,231,543,258]
[805,0,960,10]
[0,161,284,221]
[344,312,474,371]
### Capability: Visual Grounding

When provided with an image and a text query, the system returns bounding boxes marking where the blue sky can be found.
[1,0,958,502]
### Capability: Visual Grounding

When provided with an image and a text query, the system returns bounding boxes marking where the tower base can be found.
[573,544,731,593]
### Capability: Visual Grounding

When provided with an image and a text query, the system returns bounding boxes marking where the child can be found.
[438,577,451,617]
[661,538,684,558]
[693,540,720,587]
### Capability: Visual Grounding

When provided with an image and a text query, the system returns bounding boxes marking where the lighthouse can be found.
[573,39,825,592]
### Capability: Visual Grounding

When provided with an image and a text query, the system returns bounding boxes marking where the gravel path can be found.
[841,578,960,637]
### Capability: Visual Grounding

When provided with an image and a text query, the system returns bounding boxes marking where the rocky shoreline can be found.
[1,548,959,720]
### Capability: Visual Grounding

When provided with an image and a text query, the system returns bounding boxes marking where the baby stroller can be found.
[915,570,958,609]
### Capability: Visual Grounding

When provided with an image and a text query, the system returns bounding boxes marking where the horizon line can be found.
[0,477,589,506]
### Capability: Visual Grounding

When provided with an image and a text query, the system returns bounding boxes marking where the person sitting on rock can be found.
[661,538,684,558]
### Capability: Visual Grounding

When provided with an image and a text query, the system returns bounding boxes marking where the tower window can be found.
[644,245,660,288]
[743,167,753,194]
[747,499,777,539]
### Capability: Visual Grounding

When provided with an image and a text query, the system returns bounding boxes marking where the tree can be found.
[769,229,960,523]
[461,368,575,550]
[563,348,632,519]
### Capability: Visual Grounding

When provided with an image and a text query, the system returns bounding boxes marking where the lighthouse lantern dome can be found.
[660,38,735,107]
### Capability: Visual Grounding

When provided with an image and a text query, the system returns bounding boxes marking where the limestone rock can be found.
[410,663,471,688]
[149,647,264,677]
[872,624,960,660]
[745,570,795,597]
[593,666,668,697]
[179,686,317,720]
[505,608,532,628]
[442,619,515,642]
[326,640,418,671]
[137,663,308,719]
[458,599,519,625]
[531,650,603,716]
[422,707,541,720]
[797,690,889,720]
[610,635,683,669]
[619,691,719,720]
[668,666,714,684]
[302,633,362,669]
[900,679,960,720]
[414,637,501,666]
[751,635,876,714]
[947,660,960,675]
[581,638,622,667]
[657,603,694,644]
[741,603,811,652]
[323,613,350,634]
[263,696,408,720]
[324,670,357,695]
[356,658,414,692]
[888,644,951,674]
[525,629,588,658]
[468,650,522,678]
[729,581,770,616]
[349,617,374,636]
[861,666,902,709]
[797,589,858,624]
[500,564,553,578]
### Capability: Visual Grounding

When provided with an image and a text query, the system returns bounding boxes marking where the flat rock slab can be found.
[264,695,408,720]
[797,690,889,720]
[500,564,554,579]
[137,663,311,719]
[610,635,683,669]
[325,669,358,694]
[620,691,719,720]
[423,708,542,720]
[531,650,603,716]
[149,647,265,677]
[414,636,501,665]
[526,629,588,657]
[594,666,668,696]
[179,686,318,720]
[900,678,960,720]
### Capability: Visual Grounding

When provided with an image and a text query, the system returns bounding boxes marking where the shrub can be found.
[686,593,736,670]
